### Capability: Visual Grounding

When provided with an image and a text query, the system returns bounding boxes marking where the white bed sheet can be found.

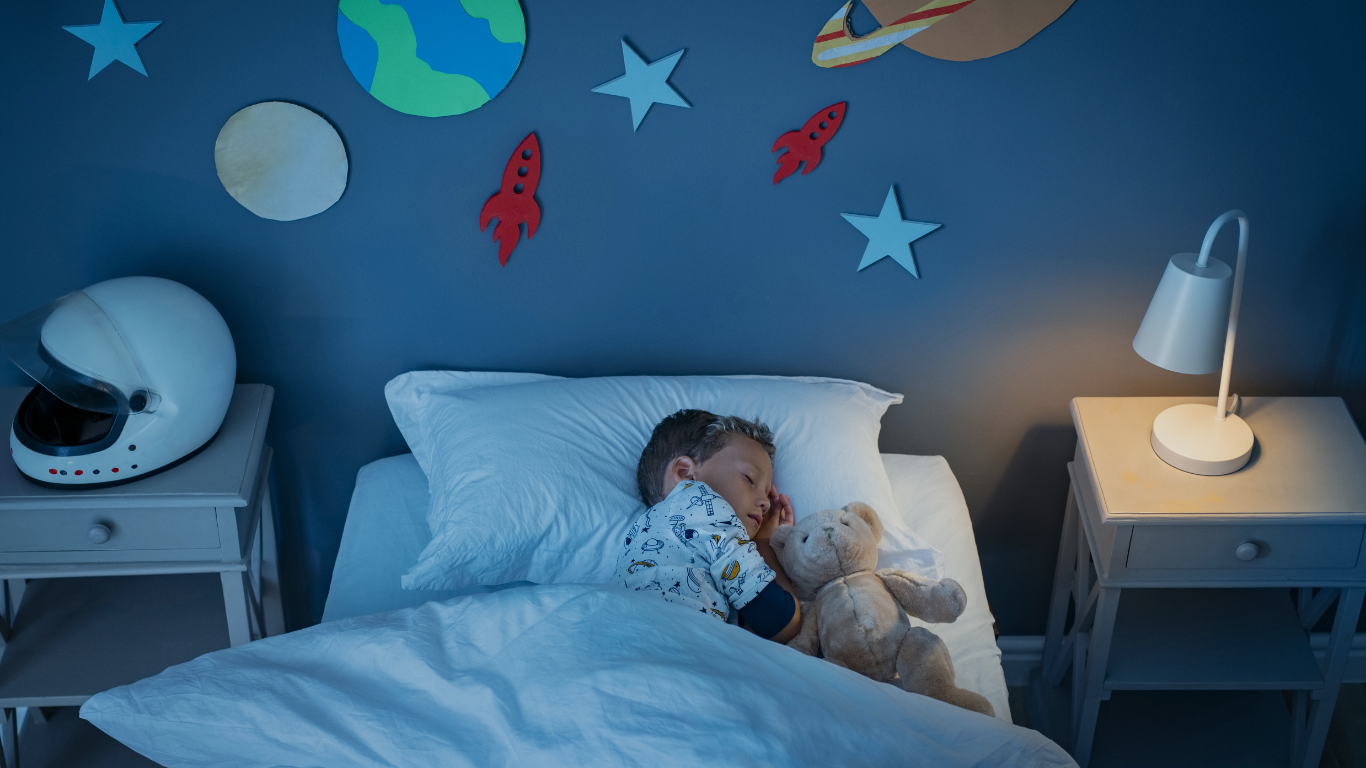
[322,452,1010,722]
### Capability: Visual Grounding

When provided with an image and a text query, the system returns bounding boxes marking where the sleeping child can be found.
[613,409,802,643]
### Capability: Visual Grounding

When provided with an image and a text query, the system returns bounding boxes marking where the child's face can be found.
[691,437,774,538]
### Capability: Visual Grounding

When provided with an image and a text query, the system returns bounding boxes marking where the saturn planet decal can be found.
[811,0,1075,68]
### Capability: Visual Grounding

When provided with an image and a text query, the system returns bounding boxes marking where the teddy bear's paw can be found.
[876,570,967,623]
[897,627,955,695]
[928,578,967,623]
[944,688,996,718]
[786,632,819,656]
[896,627,993,716]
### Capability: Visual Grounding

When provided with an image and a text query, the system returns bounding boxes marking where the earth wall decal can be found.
[337,0,525,117]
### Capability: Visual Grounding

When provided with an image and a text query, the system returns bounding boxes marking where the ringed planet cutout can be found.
[337,0,526,117]
[813,0,975,67]
[479,133,542,266]
[865,0,1076,62]
[812,0,1074,67]
[772,102,846,184]
[214,102,349,222]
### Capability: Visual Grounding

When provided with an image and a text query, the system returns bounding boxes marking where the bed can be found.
[322,451,1013,722]
[81,374,1074,767]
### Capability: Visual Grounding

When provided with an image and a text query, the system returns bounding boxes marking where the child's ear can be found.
[667,455,697,483]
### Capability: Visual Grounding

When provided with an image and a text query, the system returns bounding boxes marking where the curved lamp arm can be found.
[1198,210,1249,421]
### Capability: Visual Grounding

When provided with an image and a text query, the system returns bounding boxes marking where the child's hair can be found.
[636,409,775,506]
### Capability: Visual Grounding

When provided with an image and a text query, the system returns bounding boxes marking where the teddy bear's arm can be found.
[875,570,967,624]
[785,599,821,656]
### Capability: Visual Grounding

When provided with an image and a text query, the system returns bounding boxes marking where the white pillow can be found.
[387,372,939,590]
[385,370,561,476]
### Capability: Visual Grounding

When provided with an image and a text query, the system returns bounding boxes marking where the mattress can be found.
[322,452,1011,721]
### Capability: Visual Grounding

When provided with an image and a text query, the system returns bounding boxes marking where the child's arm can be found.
[752,489,801,643]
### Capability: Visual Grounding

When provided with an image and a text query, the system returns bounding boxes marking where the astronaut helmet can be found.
[0,276,236,487]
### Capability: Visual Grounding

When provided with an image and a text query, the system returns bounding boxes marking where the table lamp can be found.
[1132,209,1254,475]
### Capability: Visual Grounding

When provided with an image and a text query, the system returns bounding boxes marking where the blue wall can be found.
[2,1,1363,633]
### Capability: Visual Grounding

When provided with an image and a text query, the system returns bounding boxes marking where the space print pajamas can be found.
[613,480,775,623]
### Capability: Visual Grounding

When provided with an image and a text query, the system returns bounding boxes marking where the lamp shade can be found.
[1132,252,1234,375]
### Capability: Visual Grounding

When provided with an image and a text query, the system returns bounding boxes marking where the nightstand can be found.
[0,384,284,768]
[1031,397,1366,768]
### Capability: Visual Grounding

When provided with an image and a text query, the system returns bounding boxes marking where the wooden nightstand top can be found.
[1071,396,1366,524]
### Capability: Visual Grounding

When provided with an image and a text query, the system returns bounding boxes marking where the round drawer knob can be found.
[87,523,112,545]
[1235,541,1260,561]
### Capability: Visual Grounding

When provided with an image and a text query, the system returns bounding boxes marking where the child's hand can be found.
[772,491,794,527]
[756,486,795,539]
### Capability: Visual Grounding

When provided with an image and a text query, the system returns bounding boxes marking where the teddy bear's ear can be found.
[769,524,794,557]
[844,502,883,542]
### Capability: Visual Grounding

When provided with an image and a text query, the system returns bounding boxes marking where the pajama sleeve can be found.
[738,581,797,639]
[707,518,776,612]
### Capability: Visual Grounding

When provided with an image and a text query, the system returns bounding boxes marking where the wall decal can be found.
[812,0,1073,67]
[214,102,349,222]
[841,186,940,275]
[772,102,847,184]
[479,132,542,266]
[812,0,972,68]
[63,0,161,80]
[866,0,1075,62]
[591,40,689,131]
[337,0,525,118]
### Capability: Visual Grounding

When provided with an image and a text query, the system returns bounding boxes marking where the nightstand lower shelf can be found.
[1105,588,1324,691]
[0,575,230,708]
[1029,670,1298,768]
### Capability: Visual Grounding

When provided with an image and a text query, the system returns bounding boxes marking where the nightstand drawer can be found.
[0,507,221,552]
[1126,524,1364,570]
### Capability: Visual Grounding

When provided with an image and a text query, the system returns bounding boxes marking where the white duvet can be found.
[83,583,1072,767]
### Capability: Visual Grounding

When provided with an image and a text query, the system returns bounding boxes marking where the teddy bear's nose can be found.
[822,526,834,535]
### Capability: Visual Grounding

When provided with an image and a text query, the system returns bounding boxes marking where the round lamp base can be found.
[1150,403,1254,476]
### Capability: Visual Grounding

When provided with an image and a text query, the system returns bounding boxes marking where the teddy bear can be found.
[769,502,994,717]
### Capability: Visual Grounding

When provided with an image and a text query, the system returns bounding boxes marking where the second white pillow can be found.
[394,374,938,590]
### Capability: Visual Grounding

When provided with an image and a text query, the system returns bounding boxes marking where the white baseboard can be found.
[996,633,1366,689]
[996,635,1045,687]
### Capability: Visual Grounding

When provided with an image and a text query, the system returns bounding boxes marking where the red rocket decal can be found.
[479,132,542,266]
[771,102,846,184]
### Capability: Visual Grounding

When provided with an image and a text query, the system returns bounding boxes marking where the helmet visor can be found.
[0,291,150,415]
